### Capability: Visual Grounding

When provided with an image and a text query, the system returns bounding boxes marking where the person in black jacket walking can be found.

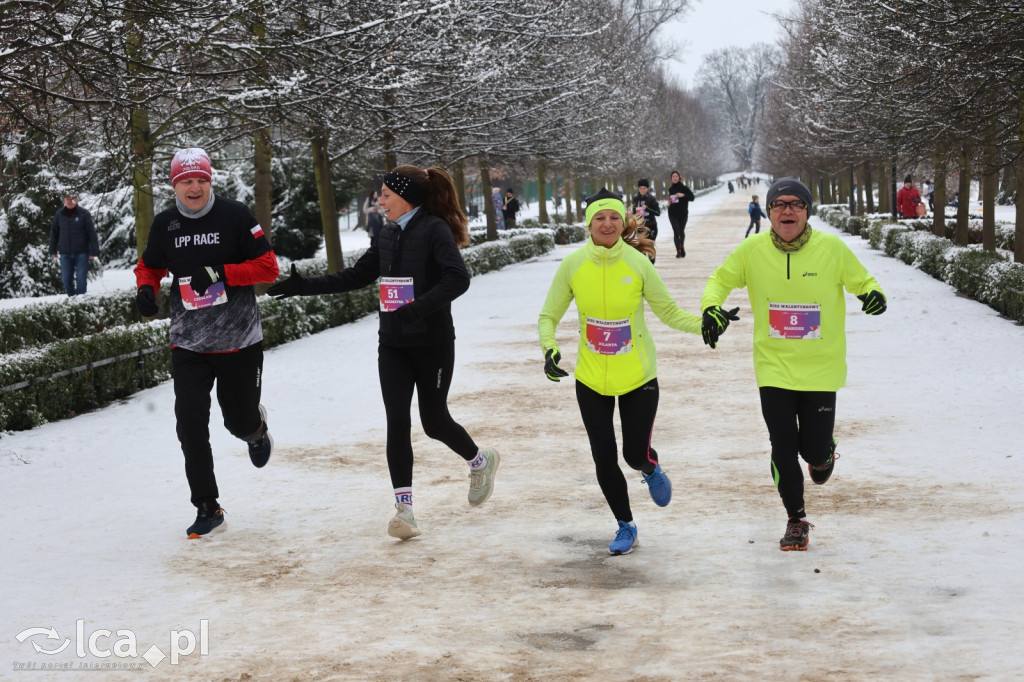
[667,171,695,258]
[268,164,500,540]
[632,179,661,244]
[49,192,100,296]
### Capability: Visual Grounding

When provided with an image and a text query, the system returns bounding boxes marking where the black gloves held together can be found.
[190,265,225,296]
[137,285,158,317]
[394,303,419,323]
[544,349,569,382]
[857,290,887,315]
[702,306,740,349]
[266,264,305,300]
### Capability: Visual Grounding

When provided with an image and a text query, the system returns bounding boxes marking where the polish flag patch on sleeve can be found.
[250,225,265,239]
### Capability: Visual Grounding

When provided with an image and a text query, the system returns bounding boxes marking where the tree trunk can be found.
[452,159,466,216]
[956,146,972,246]
[864,163,875,213]
[125,11,154,259]
[855,165,864,216]
[537,160,549,223]
[480,158,497,241]
[982,138,997,251]
[573,172,583,221]
[311,131,342,272]
[877,162,889,215]
[1017,91,1024,263]
[253,127,272,239]
[933,142,948,237]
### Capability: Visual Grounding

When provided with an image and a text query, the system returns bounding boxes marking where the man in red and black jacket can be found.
[134,148,279,539]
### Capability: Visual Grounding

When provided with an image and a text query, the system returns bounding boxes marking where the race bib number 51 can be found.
[380,277,414,312]
[586,317,633,355]
[768,302,821,339]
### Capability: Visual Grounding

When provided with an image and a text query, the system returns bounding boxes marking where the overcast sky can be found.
[660,0,796,87]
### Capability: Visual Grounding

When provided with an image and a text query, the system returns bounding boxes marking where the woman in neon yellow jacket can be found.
[700,177,886,552]
[538,188,705,556]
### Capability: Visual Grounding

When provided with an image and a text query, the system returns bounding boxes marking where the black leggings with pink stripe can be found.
[575,378,660,523]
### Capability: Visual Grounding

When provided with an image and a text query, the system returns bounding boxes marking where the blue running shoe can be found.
[642,465,672,507]
[608,520,638,555]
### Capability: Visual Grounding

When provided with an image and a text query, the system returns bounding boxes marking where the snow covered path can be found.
[3,184,1023,680]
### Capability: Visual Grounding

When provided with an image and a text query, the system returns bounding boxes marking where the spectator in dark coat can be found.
[502,188,521,229]
[49,193,99,296]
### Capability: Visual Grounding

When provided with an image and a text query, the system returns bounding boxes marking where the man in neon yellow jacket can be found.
[539,188,706,556]
[701,177,886,551]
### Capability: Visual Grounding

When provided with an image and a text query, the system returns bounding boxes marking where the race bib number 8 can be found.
[586,317,633,355]
[179,277,227,311]
[380,277,414,312]
[768,302,821,339]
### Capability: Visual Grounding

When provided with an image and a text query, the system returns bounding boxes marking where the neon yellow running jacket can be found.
[538,237,701,396]
[701,229,883,392]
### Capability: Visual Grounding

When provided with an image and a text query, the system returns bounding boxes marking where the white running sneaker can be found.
[468,449,500,506]
[387,503,421,540]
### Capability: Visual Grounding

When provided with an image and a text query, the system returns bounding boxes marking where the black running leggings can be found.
[378,342,478,489]
[759,386,836,519]
[575,379,660,523]
[668,211,689,254]
[172,343,265,508]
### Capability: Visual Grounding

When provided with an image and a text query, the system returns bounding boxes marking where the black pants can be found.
[669,212,688,254]
[378,342,478,489]
[758,386,836,519]
[745,219,761,237]
[172,343,264,508]
[575,379,660,522]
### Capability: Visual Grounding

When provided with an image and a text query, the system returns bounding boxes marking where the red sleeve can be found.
[134,257,167,290]
[224,250,279,287]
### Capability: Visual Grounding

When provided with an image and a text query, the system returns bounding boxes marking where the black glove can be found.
[857,290,887,315]
[189,265,224,296]
[544,349,568,382]
[266,264,305,300]
[137,285,158,317]
[394,303,419,323]
[702,306,740,349]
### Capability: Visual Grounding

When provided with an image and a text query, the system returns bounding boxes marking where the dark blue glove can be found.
[136,285,158,317]
[190,265,224,296]
[702,306,740,349]
[857,290,887,315]
[544,349,568,382]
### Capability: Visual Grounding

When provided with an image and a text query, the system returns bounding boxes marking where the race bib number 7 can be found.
[768,302,821,339]
[586,317,633,355]
[380,277,414,312]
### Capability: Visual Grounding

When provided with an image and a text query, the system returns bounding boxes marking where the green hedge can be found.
[815,205,1024,325]
[0,229,578,433]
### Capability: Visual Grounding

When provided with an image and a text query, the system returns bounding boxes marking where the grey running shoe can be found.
[468,449,500,506]
[387,503,421,540]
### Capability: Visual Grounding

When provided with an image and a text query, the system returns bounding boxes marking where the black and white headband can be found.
[383,170,428,206]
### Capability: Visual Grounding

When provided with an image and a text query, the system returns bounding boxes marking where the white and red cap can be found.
[170,148,212,186]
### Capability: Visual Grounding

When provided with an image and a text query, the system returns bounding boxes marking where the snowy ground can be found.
[2,180,1022,680]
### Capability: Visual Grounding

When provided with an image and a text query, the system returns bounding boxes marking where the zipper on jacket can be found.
[786,253,791,280]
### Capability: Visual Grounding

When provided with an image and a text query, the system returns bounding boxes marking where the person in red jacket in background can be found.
[134,148,279,539]
[896,175,923,219]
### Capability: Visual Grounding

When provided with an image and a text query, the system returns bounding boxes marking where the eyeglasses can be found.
[768,199,807,211]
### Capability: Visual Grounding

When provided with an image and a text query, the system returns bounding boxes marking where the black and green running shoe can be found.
[808,438,839,485]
